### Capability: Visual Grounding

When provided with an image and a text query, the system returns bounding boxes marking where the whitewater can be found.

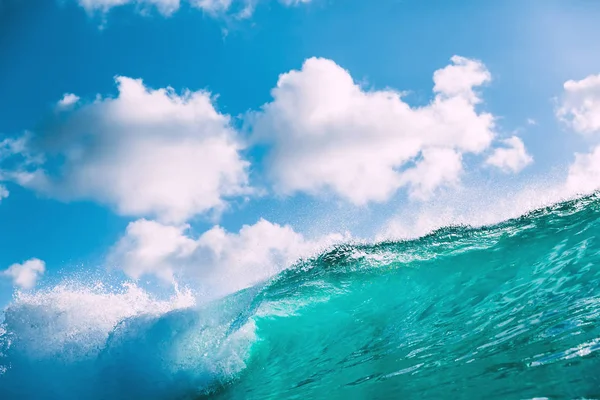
[2,194,600,399]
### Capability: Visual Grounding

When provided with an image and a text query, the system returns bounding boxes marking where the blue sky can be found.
[2,0,600,306]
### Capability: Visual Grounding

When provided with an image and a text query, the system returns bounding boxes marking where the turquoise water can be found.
[2,194,600,399]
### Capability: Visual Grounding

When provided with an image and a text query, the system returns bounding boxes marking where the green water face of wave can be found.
[209,195,600,399]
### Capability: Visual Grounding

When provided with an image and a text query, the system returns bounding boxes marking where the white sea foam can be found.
[0,281,258,399]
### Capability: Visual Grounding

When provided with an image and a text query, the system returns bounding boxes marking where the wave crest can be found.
[0,282,257,399]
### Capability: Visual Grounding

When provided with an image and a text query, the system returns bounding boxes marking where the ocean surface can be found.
[2,194,600,399]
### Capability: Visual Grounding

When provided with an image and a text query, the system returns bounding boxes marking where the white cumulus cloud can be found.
[557,73,600,135]
[565,145,600,195]
[249,56,496,205]
[16,76,250,223]
[556,74,600,196]
[1,136,42,197]
[76,0,311,16]
[279,0,311,5]
[486,136,533,173]
[57,93,80,109]
[0,185,8,201]
[399,148,463,200]
[109,218,346,297]
[190,0,232,13]
[76,0,181,15]
[2,258,46,290]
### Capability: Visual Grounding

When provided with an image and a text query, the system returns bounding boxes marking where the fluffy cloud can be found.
[565,145,600,195]
[57,93,80,109]
[75,0,310,16]
[190,0,231,13]
[109,219,197,282]
[432,55,491,102]
[558,74,600,196]
[109,218,346,297]
[76,0,181,15]
[1,136,42,197]
[2,259,46,290]
[16,77,250,223]
[486,136,533,173]
[279,0,311,4]
[0,136,36,163]
[557,73,600,134]
[399,148,463,200]
[0,185,8,201]
[250,56,497,205]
